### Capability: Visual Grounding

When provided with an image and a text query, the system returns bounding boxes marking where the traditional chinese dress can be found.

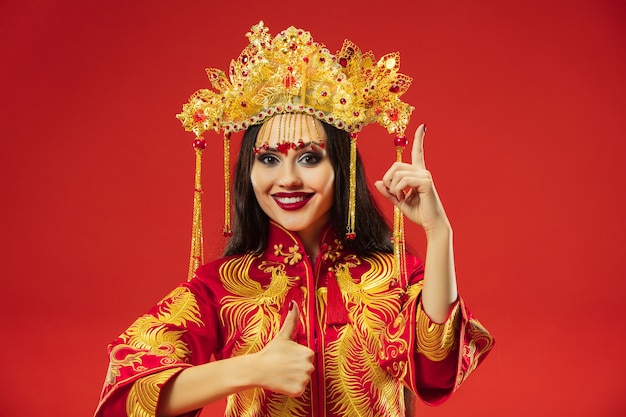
[95,221,494,417]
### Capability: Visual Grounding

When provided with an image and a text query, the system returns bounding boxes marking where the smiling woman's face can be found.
[250,113,334,238]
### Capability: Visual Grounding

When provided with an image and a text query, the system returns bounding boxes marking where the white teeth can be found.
[276,196,306,204]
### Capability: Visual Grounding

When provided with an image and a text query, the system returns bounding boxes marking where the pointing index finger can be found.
[411,124,426,169]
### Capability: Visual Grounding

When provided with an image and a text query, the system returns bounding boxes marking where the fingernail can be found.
[289,300,296,311]
[423,124,427,133]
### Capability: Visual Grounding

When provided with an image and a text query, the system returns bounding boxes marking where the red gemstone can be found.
[192,138,207,150]
[340,98,346,105]
[277,142,291,155]
[346,232,356,240]
[353,111,359,116]
[284,74,296,88]
[389,85,400,93]
[222,229,233,237]
[339,57,348,67]
[394,135,408,146]
[399,292,408,304]
[193,110,206,122]
[241,102,247,107]
[321,91,327,97]
[303,57,309,63]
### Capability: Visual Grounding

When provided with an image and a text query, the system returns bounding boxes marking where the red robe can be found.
[95,222,494,417]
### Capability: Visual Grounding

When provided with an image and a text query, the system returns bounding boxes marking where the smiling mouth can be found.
[273,193,313,210]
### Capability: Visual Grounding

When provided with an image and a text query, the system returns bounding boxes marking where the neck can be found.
[296,228,321,261]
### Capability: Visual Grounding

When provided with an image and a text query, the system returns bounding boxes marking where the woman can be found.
[95,22,493,417]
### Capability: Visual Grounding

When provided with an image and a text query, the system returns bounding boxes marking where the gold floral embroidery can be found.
[126,368,181,417]
[273,243,303,265]
[321,238,344,262]
[416,301,460,361]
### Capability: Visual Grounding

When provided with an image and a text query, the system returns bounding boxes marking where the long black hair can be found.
[223,120,393,256]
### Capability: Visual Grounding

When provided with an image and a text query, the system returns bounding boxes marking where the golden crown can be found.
[177,21,414,137]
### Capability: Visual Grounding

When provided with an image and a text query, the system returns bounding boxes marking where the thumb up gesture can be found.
[254,301,315,397]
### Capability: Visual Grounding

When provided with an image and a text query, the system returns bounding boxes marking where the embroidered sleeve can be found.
[126,368,184,417]
[415,300,461,361]
[413,297,495,406]
[376,256,494,407]
[95,279,220,417]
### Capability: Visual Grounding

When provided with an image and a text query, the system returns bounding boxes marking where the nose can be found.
[277,164,302,188]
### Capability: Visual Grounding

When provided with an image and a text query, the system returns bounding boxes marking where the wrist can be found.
[424,218,452,241]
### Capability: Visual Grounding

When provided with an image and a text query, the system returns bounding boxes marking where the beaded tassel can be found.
[393,135,408,282]
[346,133,358,240]
[223,132,233,237]
[188,138,207,281]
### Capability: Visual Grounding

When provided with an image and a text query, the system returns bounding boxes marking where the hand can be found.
[374,124,450,235]
[253,302,315,396]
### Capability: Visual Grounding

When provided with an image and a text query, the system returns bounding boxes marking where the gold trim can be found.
[126,368,182,417]
[416,302,460,362]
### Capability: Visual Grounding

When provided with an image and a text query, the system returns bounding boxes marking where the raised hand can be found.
[374,124,450,235]
[253,302,315,396]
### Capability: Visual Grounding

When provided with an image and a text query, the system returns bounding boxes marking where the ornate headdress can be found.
[177,21,414,280]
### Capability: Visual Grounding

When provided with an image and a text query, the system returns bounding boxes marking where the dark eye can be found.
[257,153,280,165]
[298,152,322,166]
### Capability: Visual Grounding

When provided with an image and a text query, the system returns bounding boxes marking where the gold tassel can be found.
[223,132,233,237]
[346,133,358,240]
[393,136,408,282]
[188,137,207,281]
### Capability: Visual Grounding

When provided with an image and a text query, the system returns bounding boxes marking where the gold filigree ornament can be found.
[177,21,414,280]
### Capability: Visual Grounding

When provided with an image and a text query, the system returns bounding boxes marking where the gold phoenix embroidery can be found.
[324,252,405,417]
[124,287,204,361]
[106,286,204,387]
[218,253,308,417]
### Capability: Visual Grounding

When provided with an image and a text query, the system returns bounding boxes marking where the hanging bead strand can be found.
[188,137,207,281]
[223,132,233,237]
[346,132,358,240]
[393,134,408,282]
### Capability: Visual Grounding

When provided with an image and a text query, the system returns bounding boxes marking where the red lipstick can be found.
[272,192,313,210]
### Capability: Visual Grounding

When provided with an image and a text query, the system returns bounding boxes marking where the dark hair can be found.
[223,120,393,256]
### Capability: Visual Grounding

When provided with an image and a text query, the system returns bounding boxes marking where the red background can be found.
[1,0,625,416]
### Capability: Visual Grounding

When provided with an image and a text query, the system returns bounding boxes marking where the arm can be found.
[158,302,314,417]
[375,124,457,323]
